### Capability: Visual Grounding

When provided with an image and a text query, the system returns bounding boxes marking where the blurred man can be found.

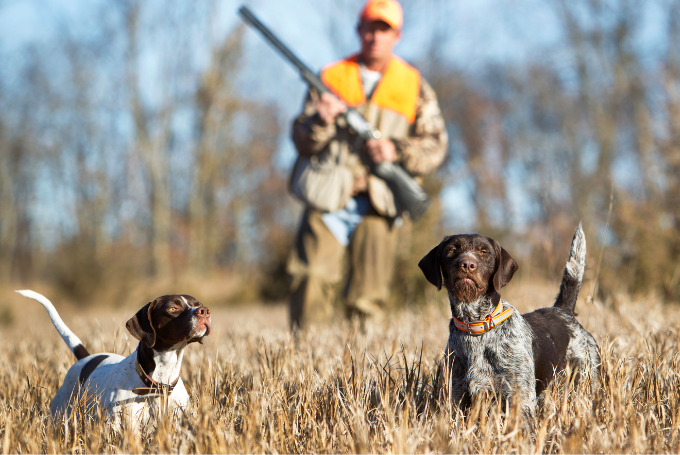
[288,0,448,330]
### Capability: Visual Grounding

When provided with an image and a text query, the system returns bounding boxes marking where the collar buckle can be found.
[483,314,495,332]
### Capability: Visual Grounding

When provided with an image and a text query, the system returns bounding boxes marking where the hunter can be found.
[288,0,448,329]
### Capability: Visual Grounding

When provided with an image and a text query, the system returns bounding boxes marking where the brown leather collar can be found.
[132,353,181,396]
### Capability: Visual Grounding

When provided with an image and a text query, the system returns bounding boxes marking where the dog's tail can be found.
[16,290,91,360]
[553,223,586,314]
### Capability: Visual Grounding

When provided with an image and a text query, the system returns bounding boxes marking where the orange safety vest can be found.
[321,54,420,124]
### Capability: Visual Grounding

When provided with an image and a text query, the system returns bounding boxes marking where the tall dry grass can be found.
[2,281,680,453]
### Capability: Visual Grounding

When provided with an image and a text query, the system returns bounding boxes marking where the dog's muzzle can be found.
[193,306,211,338]
[451,275,482,301]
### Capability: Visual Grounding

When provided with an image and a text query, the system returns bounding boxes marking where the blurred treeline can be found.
[0,0,678,306]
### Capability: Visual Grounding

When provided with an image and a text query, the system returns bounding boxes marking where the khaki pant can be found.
[287,209,398,329]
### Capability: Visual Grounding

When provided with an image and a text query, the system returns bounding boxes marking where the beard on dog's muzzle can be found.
[452,277,480,302]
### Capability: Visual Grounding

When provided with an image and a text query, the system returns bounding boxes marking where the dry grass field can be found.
[2,279,680,453]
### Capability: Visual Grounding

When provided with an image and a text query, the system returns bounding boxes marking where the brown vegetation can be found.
[2,280,680,453]
[1,2,679,450]
[420,0,680,302]
[1,0,679,307]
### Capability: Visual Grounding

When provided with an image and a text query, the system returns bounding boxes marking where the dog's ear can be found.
[126,301,156,348]
[418,236,451,290]
[487,237,519,300]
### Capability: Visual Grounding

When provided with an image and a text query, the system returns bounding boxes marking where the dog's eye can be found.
[480,249,489,255]
[168,306,181,312]
[446,246,456,255]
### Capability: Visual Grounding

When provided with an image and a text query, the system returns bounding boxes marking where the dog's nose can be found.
[459,258,477,271]
[197,306,210,317]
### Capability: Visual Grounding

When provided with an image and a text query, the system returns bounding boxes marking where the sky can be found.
[0,0,670,234]
[230,0,566,230]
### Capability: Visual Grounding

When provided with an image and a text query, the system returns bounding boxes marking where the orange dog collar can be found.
[452,300,514,336]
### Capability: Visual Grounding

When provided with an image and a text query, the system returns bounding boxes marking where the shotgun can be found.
[238,5,430,220]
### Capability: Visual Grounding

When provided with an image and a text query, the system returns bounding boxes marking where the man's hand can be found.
[365,138,397,163]
[316,92,347,125]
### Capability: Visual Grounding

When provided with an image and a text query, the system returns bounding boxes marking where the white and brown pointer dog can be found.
[419,224,600,425]
[17,290,211,428]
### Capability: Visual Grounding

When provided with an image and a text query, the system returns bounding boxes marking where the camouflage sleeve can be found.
[393,77,448,176]
[291,88,337,156]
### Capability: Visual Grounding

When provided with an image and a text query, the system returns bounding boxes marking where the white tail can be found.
[16,290,90,359]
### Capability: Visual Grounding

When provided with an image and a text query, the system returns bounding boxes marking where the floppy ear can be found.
[487,237,519,301]
[418,236,451,290]
[126,302,156,348]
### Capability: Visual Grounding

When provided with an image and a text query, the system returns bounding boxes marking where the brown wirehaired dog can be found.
[419,224,600,426]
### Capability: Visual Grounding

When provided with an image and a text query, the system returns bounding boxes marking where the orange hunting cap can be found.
[359,0,403,30]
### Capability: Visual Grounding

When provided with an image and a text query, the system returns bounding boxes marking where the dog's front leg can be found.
[450,376,470,409]
[442,349,471,409]
[506,384,537,440]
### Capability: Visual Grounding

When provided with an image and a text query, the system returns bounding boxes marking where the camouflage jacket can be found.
[291,75,448,216]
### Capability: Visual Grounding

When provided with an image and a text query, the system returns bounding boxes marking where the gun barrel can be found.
[238,5,429,218]
[238,5,381,140]
[238,6,329,95]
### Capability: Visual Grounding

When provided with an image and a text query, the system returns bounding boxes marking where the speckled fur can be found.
[420,224,601,429]
[444,299,537,421]
[564,317,601,389]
